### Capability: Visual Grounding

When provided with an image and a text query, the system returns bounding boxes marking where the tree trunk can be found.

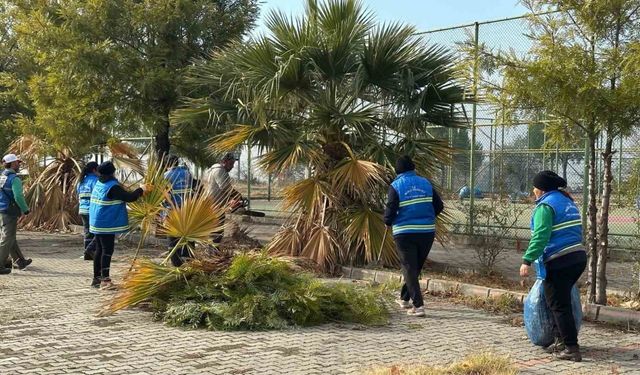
[586,135,599,303]
[595,137,614,304]
[154,117,171,159]
[562,155,569,181]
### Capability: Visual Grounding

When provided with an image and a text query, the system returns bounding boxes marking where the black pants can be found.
[81,215,96,254]
[168,237,194,267]
[395,232,435,308]
[212,213,225,244]
[543,255,587,347]
[93,234,115,280]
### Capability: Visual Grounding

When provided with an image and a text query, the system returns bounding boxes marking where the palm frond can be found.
[265,222,304,257]
[329,150,387,196]
[342,205,397,266]
[281,177,333,216]
[301,224,339,271]
[160,193,225,264]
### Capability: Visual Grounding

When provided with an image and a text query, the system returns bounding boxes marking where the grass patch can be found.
[426,289,523,316]
[365,352,518,375]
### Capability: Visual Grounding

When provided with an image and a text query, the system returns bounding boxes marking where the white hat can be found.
[2,154,22,164]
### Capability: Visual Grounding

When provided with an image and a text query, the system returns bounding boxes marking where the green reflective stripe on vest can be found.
[398,197,433,207]
[551,219,582,231]
[90,224,129,233]
[79,193,92,198]
[90,198,124,206]
[392,224,436,233]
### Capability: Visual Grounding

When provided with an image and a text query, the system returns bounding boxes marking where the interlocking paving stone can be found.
[0,232,638,374]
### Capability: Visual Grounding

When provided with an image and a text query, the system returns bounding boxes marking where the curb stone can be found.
[342,266,640,327]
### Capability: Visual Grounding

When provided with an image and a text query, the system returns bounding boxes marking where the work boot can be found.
[0,267,11,275]
[90,278,101,288]
[543,338,565,354]
[556,345,582,362]
[16,258,32,270]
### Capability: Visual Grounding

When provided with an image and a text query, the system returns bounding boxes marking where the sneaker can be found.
[16,258,32,270]
[90,278,101,288]
[0,268,11,275]
[396,299,412,309]
[407,306,425,317]
[100,279,117,291]
[555,346,582,362]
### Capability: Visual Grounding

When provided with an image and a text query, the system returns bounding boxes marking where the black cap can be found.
[533,170,567,192]
[97,161,116,176]
[221,152,237,161]
[395,155,415,174]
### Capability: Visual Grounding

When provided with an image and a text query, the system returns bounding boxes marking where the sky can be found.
[255,0,529,34]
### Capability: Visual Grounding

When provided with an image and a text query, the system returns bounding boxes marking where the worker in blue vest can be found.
[384,155,444,318]
[163,155,193,266]
[89,161,149,289]
[77,161,99,261]
[0,154,32,274]
[520,171,586,362]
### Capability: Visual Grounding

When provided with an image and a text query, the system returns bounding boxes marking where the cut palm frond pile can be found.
[102,253,392,330]
[173,0,467,271]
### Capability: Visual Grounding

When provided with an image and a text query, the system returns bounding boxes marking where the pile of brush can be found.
[102,251,392,331]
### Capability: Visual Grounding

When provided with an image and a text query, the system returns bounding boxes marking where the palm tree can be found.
[172,0,468,271]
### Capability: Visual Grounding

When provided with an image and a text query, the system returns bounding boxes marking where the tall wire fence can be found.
[220,13,640,251]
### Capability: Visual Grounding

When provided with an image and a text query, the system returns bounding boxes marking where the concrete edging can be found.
[341,266,640,327]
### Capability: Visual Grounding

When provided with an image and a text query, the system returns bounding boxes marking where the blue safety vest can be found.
[89,179,129,234]
[77,174,98,215]
[164,166,192,207]
[390,171,436,235]
[0,169,17,213]
[530,190,584,263]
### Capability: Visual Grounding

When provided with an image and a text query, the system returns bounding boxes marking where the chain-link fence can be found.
[229,13,640,251]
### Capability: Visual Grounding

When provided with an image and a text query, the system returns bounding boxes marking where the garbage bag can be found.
[523,258,582,347]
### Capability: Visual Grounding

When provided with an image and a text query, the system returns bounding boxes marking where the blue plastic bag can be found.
[523,258,582,346]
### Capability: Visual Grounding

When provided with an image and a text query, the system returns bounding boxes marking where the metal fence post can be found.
[468,22,480,234]
[617,135,623,205]
[582,137,589,231]
[247,145,252,210]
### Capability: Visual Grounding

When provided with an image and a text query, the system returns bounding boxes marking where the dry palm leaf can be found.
[301,224,339,272]
[281,177,333,217]
[266,222,304,257]
[329,148,387,198]
[343,205,398,266]
[159,193,225,265]
[127,155,172,269]
[100,259,188,316]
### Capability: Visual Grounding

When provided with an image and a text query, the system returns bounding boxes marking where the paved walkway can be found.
[247,223,637,293]
[0,232,639,374]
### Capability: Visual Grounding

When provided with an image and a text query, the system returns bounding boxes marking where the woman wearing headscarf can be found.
[520,171,587,362]
[89,161,148,289]
[77,161,99,260]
